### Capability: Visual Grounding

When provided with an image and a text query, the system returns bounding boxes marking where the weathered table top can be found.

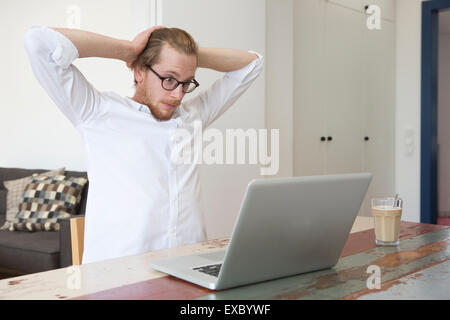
[0,217,448,300]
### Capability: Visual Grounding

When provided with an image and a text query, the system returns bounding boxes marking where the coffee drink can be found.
[372,206,402,245]
[371,197,403,246]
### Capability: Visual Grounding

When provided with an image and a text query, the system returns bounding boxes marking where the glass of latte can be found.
[372,197,403,246]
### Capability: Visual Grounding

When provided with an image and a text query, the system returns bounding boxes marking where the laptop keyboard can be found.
[193,263,222,277]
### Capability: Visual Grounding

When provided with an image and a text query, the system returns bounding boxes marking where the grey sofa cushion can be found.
[0,229,60,273]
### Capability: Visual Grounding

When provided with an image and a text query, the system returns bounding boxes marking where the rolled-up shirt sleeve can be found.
[184,51,264,128]
[24,26,103,128]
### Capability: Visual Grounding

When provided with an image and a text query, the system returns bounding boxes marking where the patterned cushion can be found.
[8,175,88,232]
[1,168,65,230]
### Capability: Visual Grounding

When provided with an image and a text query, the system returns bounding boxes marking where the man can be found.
[25,25,263,264]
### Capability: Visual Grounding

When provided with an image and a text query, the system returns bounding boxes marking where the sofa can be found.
[0,167,88,277]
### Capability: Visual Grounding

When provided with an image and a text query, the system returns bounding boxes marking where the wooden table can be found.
[0,217,448,300]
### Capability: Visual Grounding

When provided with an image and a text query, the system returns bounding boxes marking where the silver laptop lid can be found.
[215,172,372,290]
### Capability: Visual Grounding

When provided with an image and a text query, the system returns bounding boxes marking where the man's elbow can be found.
[24,26,48,55]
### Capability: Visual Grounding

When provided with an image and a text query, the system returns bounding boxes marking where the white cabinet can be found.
[324,3,366,175]
[360,10,395,217]
[293,0,395,216]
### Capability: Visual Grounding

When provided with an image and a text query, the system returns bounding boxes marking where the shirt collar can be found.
[138,105,151,115]
[126,97,151,115]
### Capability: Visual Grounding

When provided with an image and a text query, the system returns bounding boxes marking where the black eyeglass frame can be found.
[146,65,199,93]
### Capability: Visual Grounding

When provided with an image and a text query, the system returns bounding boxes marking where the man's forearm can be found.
[51,28,134,62]
[198,48,258,72]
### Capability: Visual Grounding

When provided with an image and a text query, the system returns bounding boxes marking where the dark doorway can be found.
[421,0,450,224]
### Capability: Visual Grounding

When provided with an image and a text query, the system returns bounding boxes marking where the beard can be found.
[137,88,180,121]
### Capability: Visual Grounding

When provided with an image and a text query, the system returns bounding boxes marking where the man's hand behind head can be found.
[127,25,165,68]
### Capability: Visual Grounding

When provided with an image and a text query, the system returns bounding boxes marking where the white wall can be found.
[395,0,425,223]
[266,0,294,178]
[0,0,140,171]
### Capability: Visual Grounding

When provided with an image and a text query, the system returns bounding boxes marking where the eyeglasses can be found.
[146,65,199,93]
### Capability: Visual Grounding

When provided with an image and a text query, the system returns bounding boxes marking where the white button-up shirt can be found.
[24,26,263,264]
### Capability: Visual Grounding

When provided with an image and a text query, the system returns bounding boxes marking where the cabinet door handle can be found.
[327,136,333,141]
[364,136,370,141]
[320,136,326,142]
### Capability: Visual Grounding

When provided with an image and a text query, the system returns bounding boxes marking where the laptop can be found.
[149,172,372,290]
